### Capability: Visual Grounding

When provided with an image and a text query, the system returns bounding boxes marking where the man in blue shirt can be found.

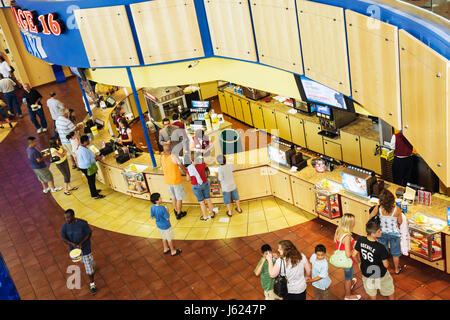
[61,209,97,295]
[76,135,105,199]
[26,136,62,193]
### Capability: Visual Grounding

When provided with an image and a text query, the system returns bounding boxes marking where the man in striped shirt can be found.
[55,108,83,169]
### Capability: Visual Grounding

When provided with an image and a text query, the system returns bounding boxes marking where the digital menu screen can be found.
[192,101,210,109]
[300,76,347,110]
[316,105,331,116]
[341,171,368,197]
[268,145,287,167]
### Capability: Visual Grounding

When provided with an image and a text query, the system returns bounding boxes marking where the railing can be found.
[400,0,449,20]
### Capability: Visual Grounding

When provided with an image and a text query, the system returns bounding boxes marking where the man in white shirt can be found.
[55,108,83,169]
[0,56,12,78]
[47,92,65,138]
[0,75,22,117]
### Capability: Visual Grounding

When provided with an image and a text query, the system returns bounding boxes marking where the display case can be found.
[121,164,149,195]
[408,212,446,261]
[314,179,343,219]
[143,87,187,122]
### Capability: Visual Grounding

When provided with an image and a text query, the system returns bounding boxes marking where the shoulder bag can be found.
[273,258,288,298]
[329,234,353,269]
[87,150,98,176]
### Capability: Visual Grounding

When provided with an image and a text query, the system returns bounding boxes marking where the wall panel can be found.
[346,10,401,129]
[297,1,350,95]
[204,0,257,62]
[399,29,449,186]
[74,5,139,67]
[251,0,302,74]
[130,0,204,65]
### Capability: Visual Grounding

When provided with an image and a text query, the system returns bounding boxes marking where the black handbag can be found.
[50,156,60,163]
[273,259,288,298]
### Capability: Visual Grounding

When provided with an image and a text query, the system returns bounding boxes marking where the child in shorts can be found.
[308,244,332,300]
[254,244,281,300]
[150,193,181,256]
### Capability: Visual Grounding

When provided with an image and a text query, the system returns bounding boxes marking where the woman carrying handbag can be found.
[333,213,361,300]
[266,240,311,300]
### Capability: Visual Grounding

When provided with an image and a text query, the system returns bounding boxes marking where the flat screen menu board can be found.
[268,144,288,167]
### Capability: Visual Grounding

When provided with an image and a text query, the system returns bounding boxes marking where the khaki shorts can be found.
[33,168,53,183]
[62,143,76,158]
[313,286,330,300]
[158,227,174,241]
[167,184,186,201]
[362,271,395,297]
[264,290,282,300]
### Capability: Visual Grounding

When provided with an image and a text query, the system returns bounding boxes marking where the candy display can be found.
[314,179,343,219]
[408,212,445,261]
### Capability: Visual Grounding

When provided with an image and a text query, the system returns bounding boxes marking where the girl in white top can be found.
[0,56,11,78]
[266,240,311,300]
[66,131,80,168]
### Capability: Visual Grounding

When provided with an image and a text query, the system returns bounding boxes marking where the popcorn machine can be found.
[314,179,343,219]
[408,212,446,261]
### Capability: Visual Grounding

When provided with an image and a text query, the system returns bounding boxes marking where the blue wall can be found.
[14,0,449,69]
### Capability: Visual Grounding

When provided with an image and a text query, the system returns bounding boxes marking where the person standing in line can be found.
[307,244,332,300]
[67,131,81,165]
[160,144,187,220]
[76,135,105,199]
[150,193,182,256]
[49,137,78,195]
[158,117,190,157]
[55,108,83,169]
[334,213,361,300]
[61,209,97,295]
[22,83,48,133]
[26,136,62,194]
[386,131,414,187]
[0,75,22,118]
[47,92,65,138]
[368,189,403,275]
[68,108,77,124]
[254,244,281,300]
[186,156,218,221]
[267,240,312,300]
[193,129,213,159]
[353,220,395,300]
[216,154,242,217]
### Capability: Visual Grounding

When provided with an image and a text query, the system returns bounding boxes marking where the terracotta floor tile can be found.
[175,286,199,300]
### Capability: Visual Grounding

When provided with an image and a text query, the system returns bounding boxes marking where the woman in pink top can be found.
[334,213,361,300]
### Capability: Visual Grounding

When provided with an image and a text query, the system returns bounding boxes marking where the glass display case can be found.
[121,164,149,195]
[408,212,446,261]
[314,179,343,219]
[143,87,187,122]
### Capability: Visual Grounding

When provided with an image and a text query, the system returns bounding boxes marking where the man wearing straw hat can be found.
[61,209,97,295]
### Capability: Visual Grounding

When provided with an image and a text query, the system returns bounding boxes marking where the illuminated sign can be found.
[10,2,66,36]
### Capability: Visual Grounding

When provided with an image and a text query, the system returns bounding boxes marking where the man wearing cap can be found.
[55,108,83,169]
[47,92,65,138]
[61,209,97,295]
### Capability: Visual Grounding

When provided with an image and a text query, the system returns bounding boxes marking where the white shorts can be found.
[158,227,174,241]
[167,184,186,201]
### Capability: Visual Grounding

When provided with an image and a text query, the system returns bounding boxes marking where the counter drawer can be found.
[323,139,342,161]
[409,254,445,272]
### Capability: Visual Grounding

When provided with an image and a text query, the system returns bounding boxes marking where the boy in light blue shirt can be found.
[307,244,332,300]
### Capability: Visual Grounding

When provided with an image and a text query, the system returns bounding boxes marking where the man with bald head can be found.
[160,143,187,220]
[23,83,48,133]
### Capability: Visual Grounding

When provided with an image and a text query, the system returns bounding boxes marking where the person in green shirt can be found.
[254,244,282,300]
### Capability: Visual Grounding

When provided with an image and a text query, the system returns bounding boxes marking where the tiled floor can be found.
[0,78,449,300]
[0,122,18,143]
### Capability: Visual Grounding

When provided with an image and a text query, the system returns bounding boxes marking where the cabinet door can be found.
[146,174,172,202]
[234,167,271,199]
[241,99,253,126]
[360,137,381,174]
[262,106,277,134]
[323,139,342,161]
[232,95,244,122]
[107,167,128,193]
[304,120,324,154]
[341,197,370,236]
[269,169,293,204]
[250,102,265,130]
[291,177,315,214]
[340,131,362,167]
[275,111,292,142]
[289,116,306,148]
[218,91,227,114]
[96,162,108,185]
[224,92,235,117]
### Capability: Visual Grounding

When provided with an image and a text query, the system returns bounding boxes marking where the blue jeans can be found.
[4,92,21,116]
[378,233,401,257]
[28,107,47,129]
[192,181,211,202]
[53,120,59,138]
[344,265,355,281]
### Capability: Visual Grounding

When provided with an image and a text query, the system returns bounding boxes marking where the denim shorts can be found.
[192,181,211,202]
[378,233,401,257]
[344,265,355,281]
[223,188,239,204]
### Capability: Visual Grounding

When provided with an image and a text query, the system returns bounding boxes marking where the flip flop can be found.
[171,249,182,256]
[64,191,71,196]
[395,267,402,275]
[226,211,232,217]
[163,249,170,254]
[235,208,243,213]
[69,187,78,191]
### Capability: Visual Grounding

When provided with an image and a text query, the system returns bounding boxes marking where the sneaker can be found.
[180,211,187,218]
[43,188,50,194]
[42,128,48,132]
[51,187,62,192]
[37,128,42,134]
[89,283,97,295]
[18,114,23,118]
[175,211,181,220]
[200,216,211,221]
[7,111,14,116]
[94,194,105,199]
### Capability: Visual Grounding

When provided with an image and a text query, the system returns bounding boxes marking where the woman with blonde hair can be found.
[266,240,311,300]
[334,213,361,300]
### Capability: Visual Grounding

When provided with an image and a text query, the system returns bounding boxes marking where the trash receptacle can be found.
[220,129,242,155]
